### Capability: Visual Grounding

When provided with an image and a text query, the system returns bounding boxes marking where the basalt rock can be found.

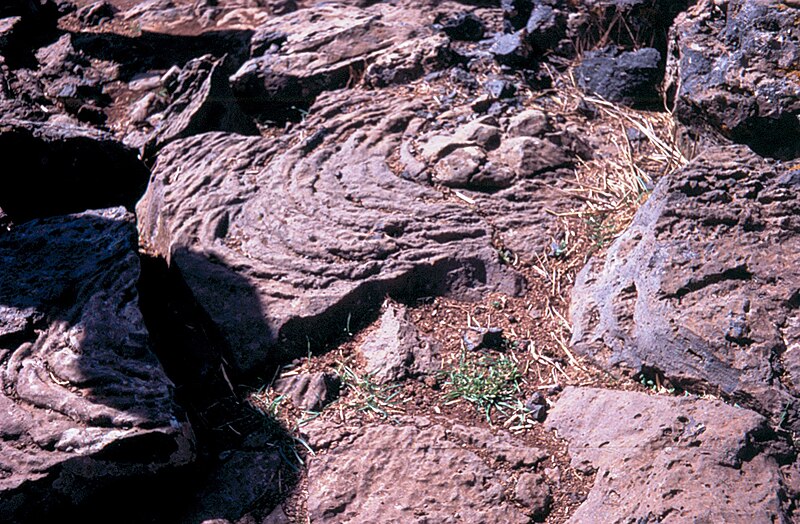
[0,207,194,520]
[230,3,452,120]
[575,45,662,107]
[124,53,258,157]
[359,305,441,384]
[665,0,800,159]
[415,108,587,258]
[547,387,788,523]
[303,417,549,523]
[272,372,340,411]
[137,89,524,373]
[569,146,800,429]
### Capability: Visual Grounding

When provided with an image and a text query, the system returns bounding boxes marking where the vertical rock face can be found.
[569,145,800,427]
[547,387,788,523]
[666,0,800,159]
[0,207,193,520]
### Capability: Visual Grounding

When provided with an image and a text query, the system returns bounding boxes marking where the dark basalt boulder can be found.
[569,145,800,429]
[575,45,662,107]
[0,207,194,520]
[666,0,800,159]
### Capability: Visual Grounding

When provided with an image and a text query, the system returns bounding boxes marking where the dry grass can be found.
[516,69,688,391]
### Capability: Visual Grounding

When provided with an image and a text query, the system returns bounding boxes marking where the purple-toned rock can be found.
[570,146,800,429]
[547,387,788,522]
[0,207,193,520]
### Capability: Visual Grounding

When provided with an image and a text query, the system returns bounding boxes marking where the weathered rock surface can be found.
[124,53,258,156]
[273,372,340,412]
[230,3,452,118]
[359,305,440,384]
[137,89,525,372]
[666,0,800,159]
[575,46,662,107]
[0,207,193,519]
[415,107,587,258]
[570,145,800,428]
[547,387,788,523]
[303,417,548,523]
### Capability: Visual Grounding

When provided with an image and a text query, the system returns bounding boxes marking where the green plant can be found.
[637,373,675,395]
[441,353,524,422]
[586,214,615,249]
[337,363,403,419]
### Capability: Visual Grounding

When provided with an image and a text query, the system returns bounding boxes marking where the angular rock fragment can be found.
[491,32,532,67]
[273,372,340,411]
[570,146,800,428]
[547,387,788,523]
[575,46,662,107]
[303,417,545,523]
[501,0,533,32]
[496,135,572,176]
[462,327,504,352]
[126,54,258,156]
[359,305,440,384]
[514,472,551,519]
[666,0,800,158]
[0,208,193,520]
[137,90,524,372]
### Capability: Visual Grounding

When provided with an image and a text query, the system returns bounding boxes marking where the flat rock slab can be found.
[667,0,800,158]
[0,207,193,519]
[547,387,787,523]
[137,89,524,372]
[303,417,548,523]
[570,145,800,428]
[230,2,451,116]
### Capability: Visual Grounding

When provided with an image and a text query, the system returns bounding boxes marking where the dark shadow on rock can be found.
[0,121,150,223]
[1,214,297,522]
[135,253,301,523]
[730,113,800,161]
[70,29,254,82]
[0,209,194,522]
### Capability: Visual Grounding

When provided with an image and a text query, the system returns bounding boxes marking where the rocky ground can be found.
[0,0,798,522]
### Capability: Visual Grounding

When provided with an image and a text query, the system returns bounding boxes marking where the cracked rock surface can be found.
[303,417,549,523]
[547,387,788,523]
[570,145,800,428]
